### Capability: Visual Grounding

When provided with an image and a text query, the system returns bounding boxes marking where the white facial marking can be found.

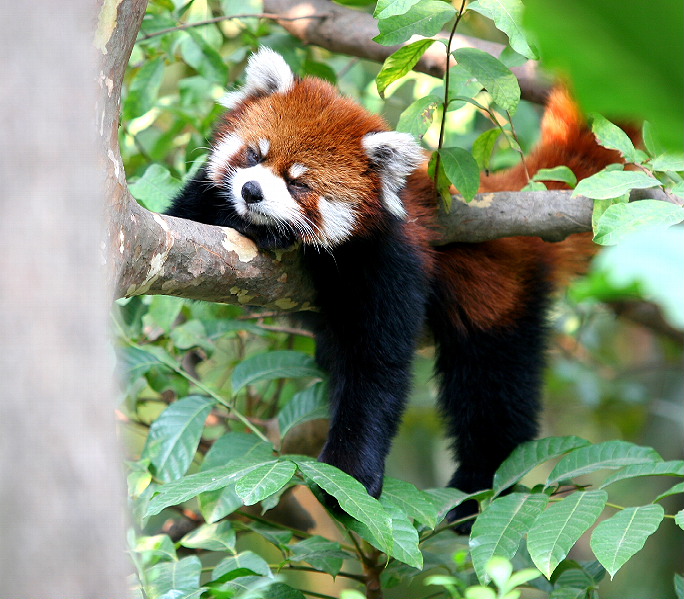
[258,138,270,158]
[230,164,301,226]
[208,134,243,183]
[289,163,308,179]
[219,48,295,109]
[362,131,425,219]
[318,197,356,245]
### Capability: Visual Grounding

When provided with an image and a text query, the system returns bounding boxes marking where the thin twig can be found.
[432,0,469,191]
[140,12,330,40]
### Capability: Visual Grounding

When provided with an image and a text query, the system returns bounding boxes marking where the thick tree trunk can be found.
[0,2,129,596]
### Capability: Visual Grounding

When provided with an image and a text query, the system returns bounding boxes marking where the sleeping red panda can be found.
[165,48,626,528]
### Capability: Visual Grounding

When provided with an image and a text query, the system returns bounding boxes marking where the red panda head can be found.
[206,48,424,249]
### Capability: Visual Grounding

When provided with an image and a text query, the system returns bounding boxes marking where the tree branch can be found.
[103,0,677,327]
[262,0,550,103]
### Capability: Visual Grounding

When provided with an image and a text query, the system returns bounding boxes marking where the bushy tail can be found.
[479,88,639,281]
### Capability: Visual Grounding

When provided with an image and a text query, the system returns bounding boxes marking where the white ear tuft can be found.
[362,131,425,218]
[219,48,295,108]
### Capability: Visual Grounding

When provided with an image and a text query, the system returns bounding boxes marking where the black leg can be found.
[428,265,552,531]
[304,232,429,497]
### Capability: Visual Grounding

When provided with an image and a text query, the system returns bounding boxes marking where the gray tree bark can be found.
[0,2,130,597]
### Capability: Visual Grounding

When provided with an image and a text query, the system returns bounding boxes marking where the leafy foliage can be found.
[117,1,683,597]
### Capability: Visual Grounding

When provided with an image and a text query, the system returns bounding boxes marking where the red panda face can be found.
[205,48,425,249]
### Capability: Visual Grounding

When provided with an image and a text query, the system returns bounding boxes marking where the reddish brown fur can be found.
[403,89,627,330]
[217,77,392,239]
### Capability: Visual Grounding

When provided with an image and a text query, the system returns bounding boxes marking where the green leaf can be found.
[649,153,684,172]
[532,166,577,188]
[289,536,349,577]
[182,28,228,84]
[452,48,520,113]
[382,498,423,569]
[439,147,480,202]
[278,382,329,441]
[472,128,502,171]
[234,460,297,506]
[493,437,590,495]
[675,574,684,599]
[145,555,202,598]
[124,57,165,120]
[546,440,662,486]
[587,226,684,327]
[397,96,441,139]
[142,396,214,483]
[374,0,456,46]
[468,0,538,59]
[381,477,441,528]
[212,551,273,581]
[169,319,212,352]
[551,559,606,589]
[653,481,684,503]
[374,0,424,19]
[424,487,470,521]
[590,505,664,578]
[129,164,183,213]
[377,39,436,98]
[573,169,660,200]
[593,200,684,246]
[293,459,394,554]
[590,114,637,162]
[198,433,274,522]
[145,458,278,518]
[600,460,684,488]
[523,0,683,152]
[231,351,323,393]
[143,296,185,334]
[676,510,684,530]
[118,345,167,380]
[470,493,549,583]
[180,521,236,553]
[528,490,608,578]
[134,533,177,564]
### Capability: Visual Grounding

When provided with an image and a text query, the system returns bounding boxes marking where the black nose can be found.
[242,181,263,204]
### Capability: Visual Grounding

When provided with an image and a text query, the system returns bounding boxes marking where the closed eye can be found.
[246,147,261,167]
[287,179,310,192]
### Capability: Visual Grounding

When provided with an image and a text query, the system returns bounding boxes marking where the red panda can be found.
[165,48,626,529]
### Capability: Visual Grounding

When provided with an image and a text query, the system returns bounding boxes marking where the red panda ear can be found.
[219,48,294,109]
[362,131,424,218]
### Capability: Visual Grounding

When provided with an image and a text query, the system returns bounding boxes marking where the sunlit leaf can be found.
[546,440,661,485]
[293,459,394,554]
[452,48,520,112]
[439,147,480,202]
[145,556,202,598]
[590,114,637,162]
[573,170,660,200]
[278,382,329,441]
[180,521,236,553]
[382,477,441,528]
[470,493,549,583]
[600,460,684,488]
[590,505,664,578]
[376,39,436,97]
[593,201,684,246]
[493,436,590,494]
[232,351,323,393]
[234,460,297,506]
[142,396,214,482]
[374,0,456,46]
[528,490,607,578]
[468,0,537,59]
[146,458,277,518]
